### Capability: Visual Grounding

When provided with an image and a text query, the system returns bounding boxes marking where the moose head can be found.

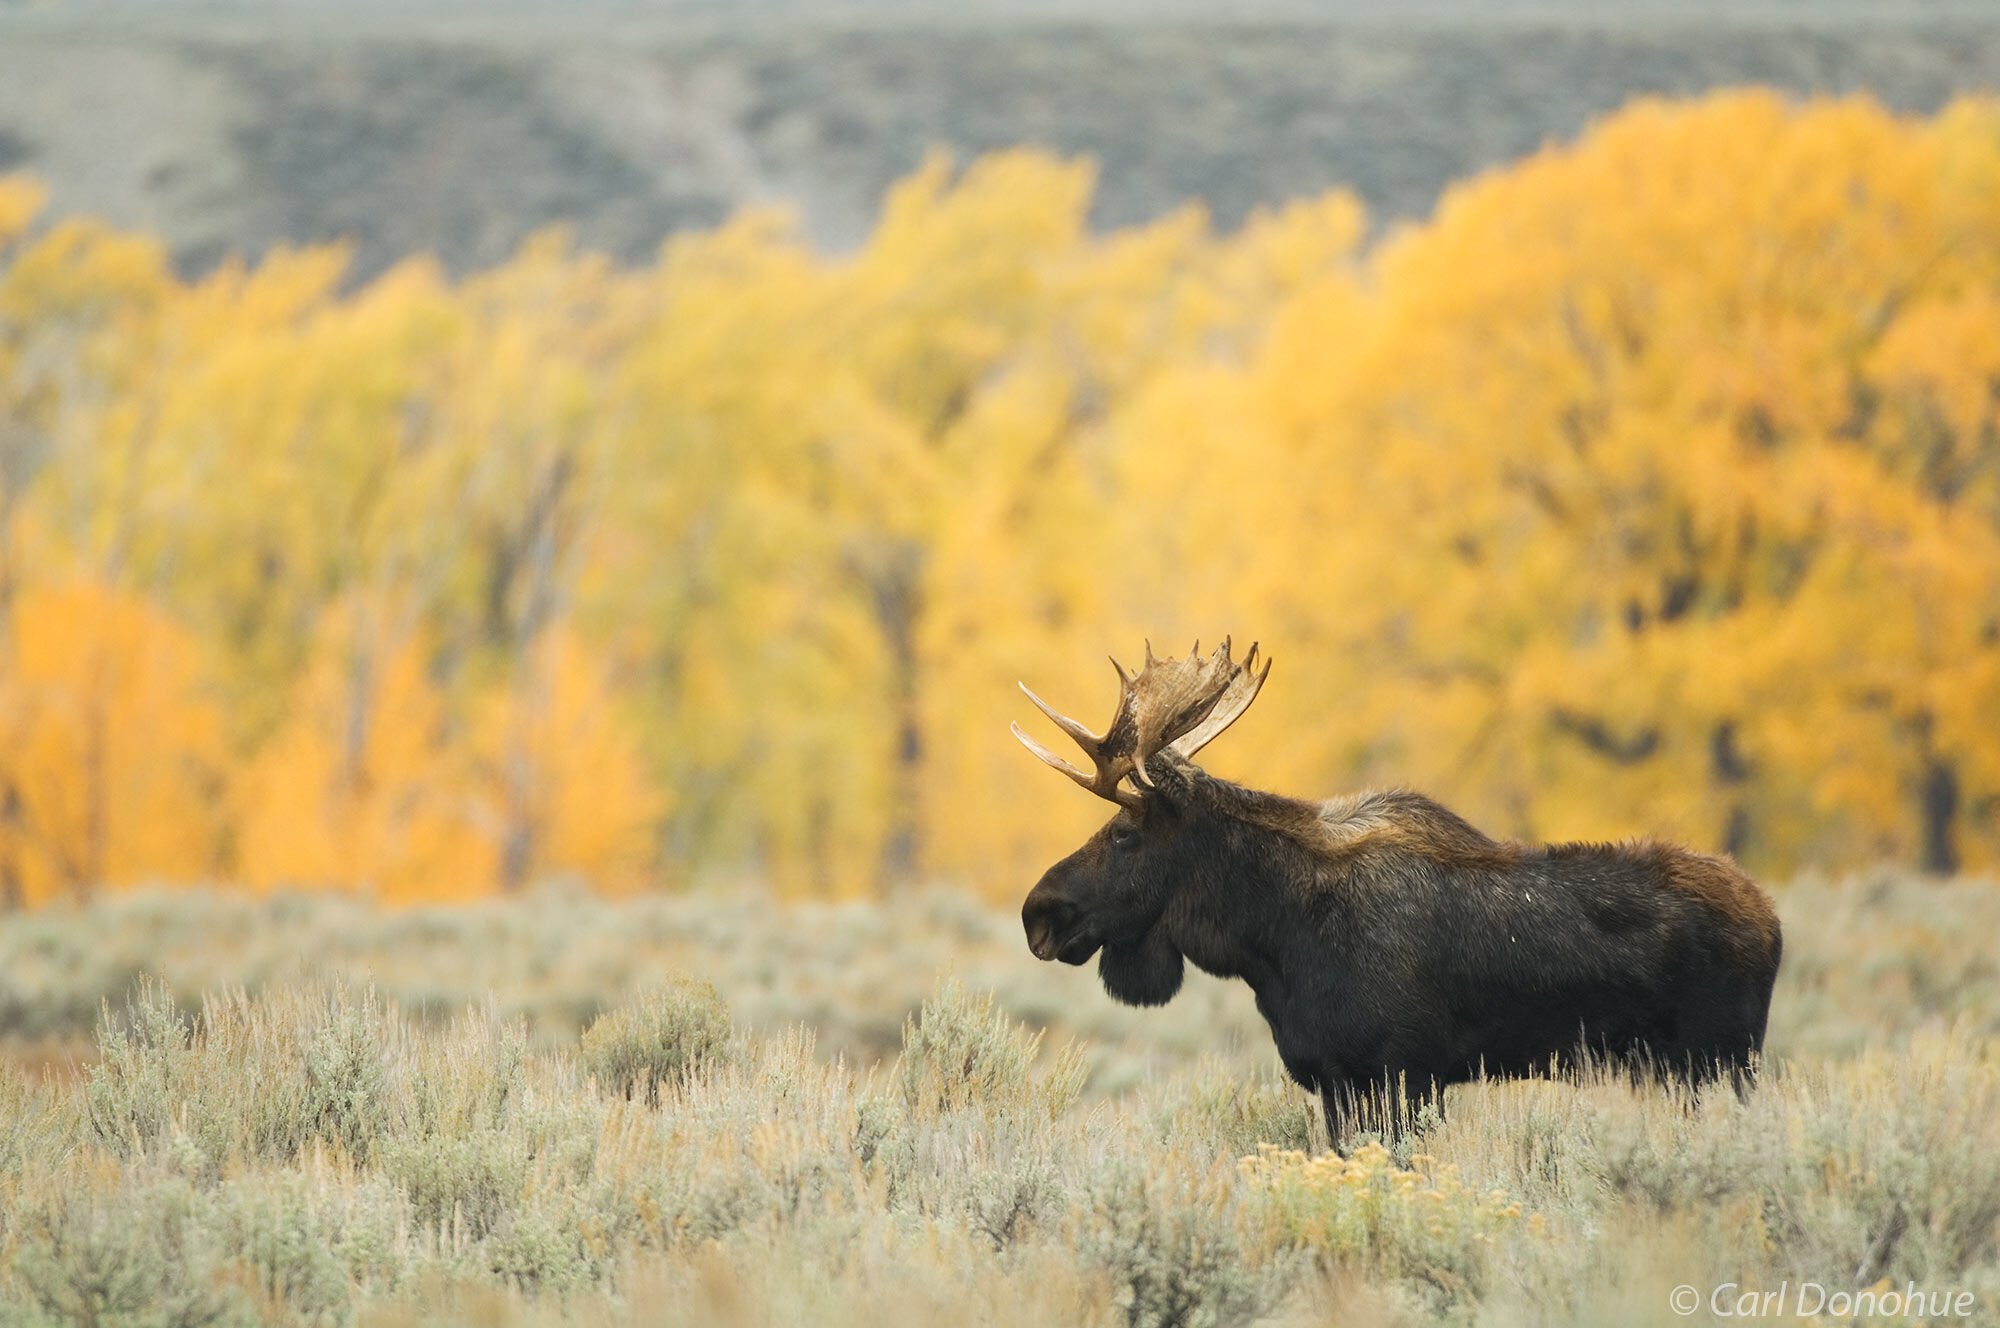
[1013,639,1271,1006]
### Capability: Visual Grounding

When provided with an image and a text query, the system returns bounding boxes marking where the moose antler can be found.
[1012,638,1272,807]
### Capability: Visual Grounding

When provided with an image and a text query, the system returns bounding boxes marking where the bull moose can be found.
[1014,639,1782,1144]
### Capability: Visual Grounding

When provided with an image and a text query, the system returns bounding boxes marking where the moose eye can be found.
[1110,826,1139,851]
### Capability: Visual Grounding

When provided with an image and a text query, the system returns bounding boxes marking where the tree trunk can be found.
[1920,756,1959,876]
[0,782,21,912]
[858,539,925,893]
[77,663,105,901]
[498,452,573,892]
[1909,711,1959,876]
[1710,719,1752,860]
[339,616,376,800]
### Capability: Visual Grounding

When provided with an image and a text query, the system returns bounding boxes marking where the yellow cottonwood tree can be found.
[235,611,658,902]
[234,610,493,902]
[471,624,661,895]
[1230,91,2000,872]
[0,580,226,905]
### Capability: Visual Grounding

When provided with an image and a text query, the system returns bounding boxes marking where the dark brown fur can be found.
[1022,754,1783,1146]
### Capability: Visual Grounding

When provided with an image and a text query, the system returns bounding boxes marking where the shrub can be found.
[0,1060,61,1187]
[579,979,732,1106]
[1075,1158,1290,1328]
[896,977,1085,1123]
[84,979,394,1172]
[1145,1064,1320,1161]
[382,1003,541,1241]
[212,1168,409,1319]
[1240,1141,1542,1307]
[378,1125,528,1241]
[297,984,394,1162]
[963,1153,1067,1251]
[4,907,1999,1327]
[83,979,195,1157]
[1584,1029,2000,1289]
[6,1175,246,1328]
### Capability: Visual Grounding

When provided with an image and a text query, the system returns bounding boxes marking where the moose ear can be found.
[1137,749,1197,806]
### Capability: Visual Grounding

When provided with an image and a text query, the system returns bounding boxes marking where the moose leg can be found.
[1320,1074,1407,1154]
[1318,1078,1359,1155]
[1384,1069,1450,1140]
[1339,1068,1443,1150]
[1727,1051,1760,1101]
[1375,1072,1424,1146]
[1380,1074,1409,1143]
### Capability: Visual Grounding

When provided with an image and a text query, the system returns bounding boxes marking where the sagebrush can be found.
[1,919,1996,1324]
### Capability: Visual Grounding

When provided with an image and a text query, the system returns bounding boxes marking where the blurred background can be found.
[1,0,1998,1079]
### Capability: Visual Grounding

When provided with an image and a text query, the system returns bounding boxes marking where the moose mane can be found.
[1194,775,1516,868]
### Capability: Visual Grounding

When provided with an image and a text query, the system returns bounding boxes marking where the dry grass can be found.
[0,871,1997,1324]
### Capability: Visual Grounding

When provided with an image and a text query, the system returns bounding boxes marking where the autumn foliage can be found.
[0,89,1996,905]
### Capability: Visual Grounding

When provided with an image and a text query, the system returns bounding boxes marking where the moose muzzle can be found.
[1022,890,1098,965]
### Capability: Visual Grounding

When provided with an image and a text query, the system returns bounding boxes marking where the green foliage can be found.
[300,986,394,1161]
[578,978,732,1106]
[961,1152,1068,1252]
[83,979,194,1156]
[378,1003,539,1244]
[0,1058,56,1181]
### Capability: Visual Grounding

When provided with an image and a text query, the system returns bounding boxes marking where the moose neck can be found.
[1158,773,1332,998]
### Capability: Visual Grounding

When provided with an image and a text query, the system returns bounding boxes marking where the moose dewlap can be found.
[1014,639,1782,1144]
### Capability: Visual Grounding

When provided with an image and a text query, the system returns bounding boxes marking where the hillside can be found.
[2,2,1997,277]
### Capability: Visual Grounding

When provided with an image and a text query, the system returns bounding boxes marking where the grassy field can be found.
[1,873,1998,1324]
